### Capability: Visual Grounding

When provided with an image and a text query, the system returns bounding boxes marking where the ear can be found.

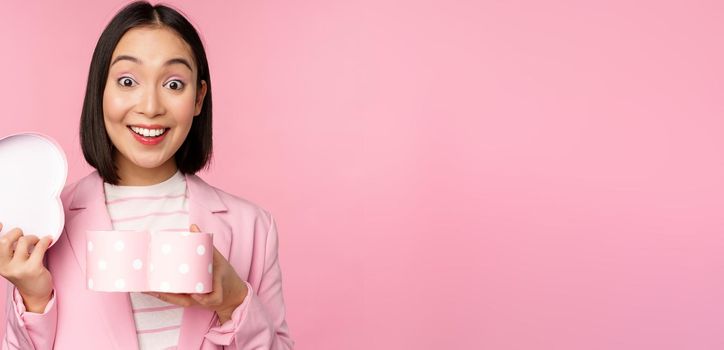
[194,80,208,116]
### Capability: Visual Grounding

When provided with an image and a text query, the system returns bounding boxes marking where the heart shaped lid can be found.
[0,133,67,247]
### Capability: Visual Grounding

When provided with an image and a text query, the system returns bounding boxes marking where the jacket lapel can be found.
[65,172,139,350]
[65,172,232,350]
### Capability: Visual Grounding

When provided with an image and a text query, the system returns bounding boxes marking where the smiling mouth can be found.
[127,126,169,138]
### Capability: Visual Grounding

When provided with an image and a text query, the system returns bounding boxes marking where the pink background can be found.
[1,0,723,349]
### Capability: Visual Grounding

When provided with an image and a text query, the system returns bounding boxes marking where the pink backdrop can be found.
[2,1,724,349]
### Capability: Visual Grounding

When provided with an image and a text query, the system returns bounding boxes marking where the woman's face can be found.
[103,26,207,183]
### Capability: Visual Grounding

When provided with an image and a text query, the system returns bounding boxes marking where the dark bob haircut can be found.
[80,1,212,185]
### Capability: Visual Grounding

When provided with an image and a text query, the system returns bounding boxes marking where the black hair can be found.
[80,1,213,185]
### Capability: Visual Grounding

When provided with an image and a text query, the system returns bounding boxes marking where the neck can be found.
[114,156,178,186]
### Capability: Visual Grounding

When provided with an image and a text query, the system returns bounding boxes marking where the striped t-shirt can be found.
[103,171,189,350]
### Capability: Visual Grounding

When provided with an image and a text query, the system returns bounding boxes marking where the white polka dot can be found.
[132,259,143,270]
[150,263,155,272]
[98,260,107,270]
[115,279,125,289]
[181,232,191,237]
[195,282,204,293]
[196,245,206,255]
[208,263,213,274]
[114,240,125,251]
[87,241,94,252]
[160,282,170,292]
[87,279,94,289]
[162,244,172,255]
[178,263,189,274]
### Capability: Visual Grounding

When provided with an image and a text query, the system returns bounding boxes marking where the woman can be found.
[1,2,294,349]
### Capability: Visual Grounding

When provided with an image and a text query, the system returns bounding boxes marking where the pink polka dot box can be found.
[86,230,213,293]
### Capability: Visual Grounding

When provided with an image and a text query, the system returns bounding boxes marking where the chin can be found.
[130,156,173,170]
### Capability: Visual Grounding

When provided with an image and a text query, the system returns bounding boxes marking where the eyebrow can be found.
[110,55,194,72]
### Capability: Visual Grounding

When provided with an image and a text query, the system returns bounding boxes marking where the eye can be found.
[164,79,185,91]
[117,76,137,87]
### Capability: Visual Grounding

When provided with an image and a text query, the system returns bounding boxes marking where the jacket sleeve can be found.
[204,212,294,349]
[2,286,57,350]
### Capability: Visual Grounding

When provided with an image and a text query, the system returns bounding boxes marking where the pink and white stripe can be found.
[104,171,189,350]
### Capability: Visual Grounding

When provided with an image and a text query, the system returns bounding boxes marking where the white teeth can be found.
[130,126,166,137]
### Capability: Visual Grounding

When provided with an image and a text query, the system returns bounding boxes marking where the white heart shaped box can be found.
[0,133,67,247]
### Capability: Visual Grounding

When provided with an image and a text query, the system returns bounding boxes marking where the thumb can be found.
[190,224,201,233]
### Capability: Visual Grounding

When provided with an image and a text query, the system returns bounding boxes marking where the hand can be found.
[144,224,248,324]
[0,223,54,313]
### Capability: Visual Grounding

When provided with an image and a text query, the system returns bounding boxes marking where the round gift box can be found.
[86,230,213,293]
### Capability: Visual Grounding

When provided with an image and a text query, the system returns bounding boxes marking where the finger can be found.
[12,235,39,262]
[0,228,23,260]
[190,291,208,304]
[192,269,224,306]
[147,292,197,307]
[28,236,53,265]
[190,224,201,233]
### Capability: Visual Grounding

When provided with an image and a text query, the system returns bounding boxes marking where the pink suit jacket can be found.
[3,172,294,349]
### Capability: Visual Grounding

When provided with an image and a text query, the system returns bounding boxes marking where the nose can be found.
[135,85,165,118]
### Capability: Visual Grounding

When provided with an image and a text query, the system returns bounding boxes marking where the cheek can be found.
[168,94,198,124]
[103,90,131,123]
